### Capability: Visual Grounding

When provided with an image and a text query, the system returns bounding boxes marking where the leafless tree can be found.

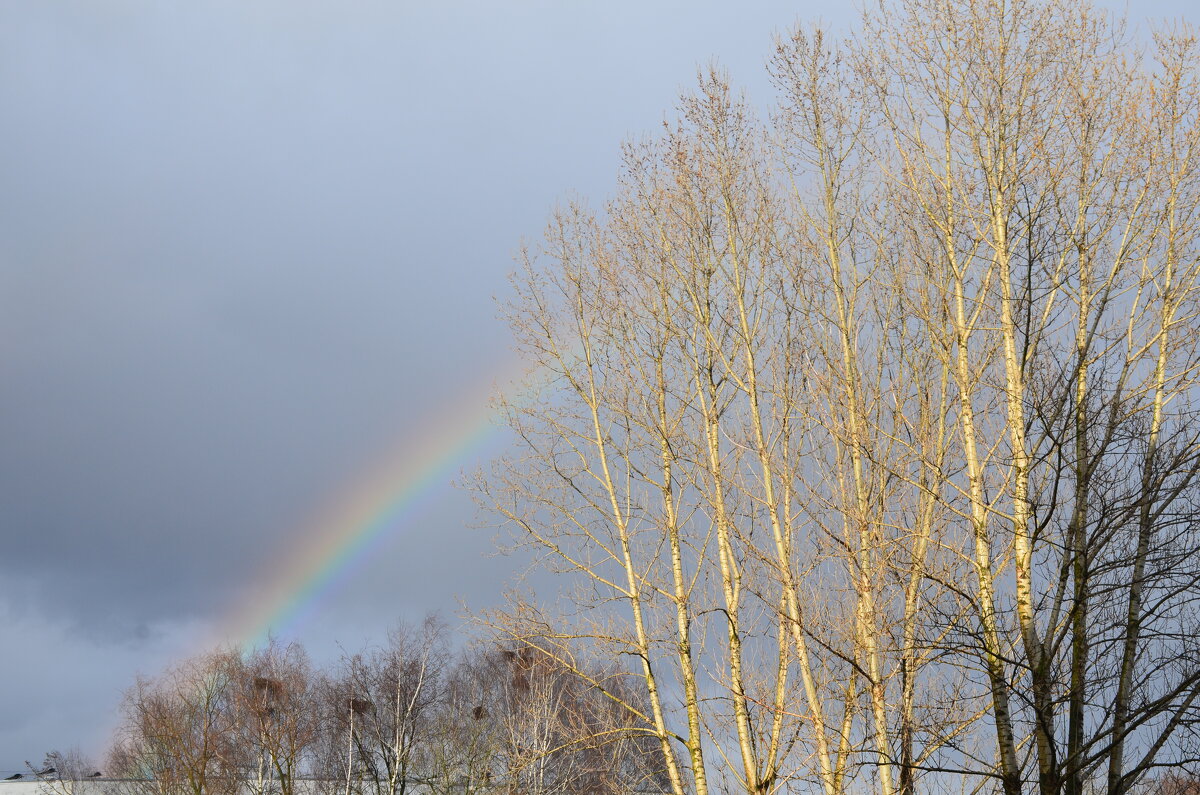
[106,650,242,795]
[232,640,319,795]
[312,616,448,795]
[479,2,1200,794]
[479,611,669,795]
[28,748,102,795]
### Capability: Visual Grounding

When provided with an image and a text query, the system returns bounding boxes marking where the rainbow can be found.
[218,361,521,649]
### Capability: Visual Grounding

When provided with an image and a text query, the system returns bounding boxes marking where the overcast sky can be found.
[1,0,1196,769]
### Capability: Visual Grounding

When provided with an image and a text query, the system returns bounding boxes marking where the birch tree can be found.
[234,641,319,795]
[315,618,447,795]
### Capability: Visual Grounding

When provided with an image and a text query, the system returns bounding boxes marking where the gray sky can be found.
[1,0,1195,769]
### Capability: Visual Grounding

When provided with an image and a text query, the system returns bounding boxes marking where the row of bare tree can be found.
[475,0,1200,793]
[105,618,667,795]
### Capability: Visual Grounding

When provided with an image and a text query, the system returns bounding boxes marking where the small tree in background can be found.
[233,640,318,795]
[107,650,242,795]
[311,617,448,795]
[28,748,101,795]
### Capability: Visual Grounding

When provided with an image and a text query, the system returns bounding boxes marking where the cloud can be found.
[0,601,206,768]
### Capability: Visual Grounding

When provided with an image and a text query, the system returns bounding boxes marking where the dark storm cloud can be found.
[0,0,806,637]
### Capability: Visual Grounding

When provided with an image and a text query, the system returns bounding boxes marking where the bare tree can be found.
[232,640,319,795]
[313,616,448,795]
[421,648,501,795]
[863,3,1200,792]
[107,650,242,795]
[28,748,102,795]
[478,611,669,795]
[480,2,1200,794]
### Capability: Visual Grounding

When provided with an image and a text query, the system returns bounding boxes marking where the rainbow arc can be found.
[218,364,519,649]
